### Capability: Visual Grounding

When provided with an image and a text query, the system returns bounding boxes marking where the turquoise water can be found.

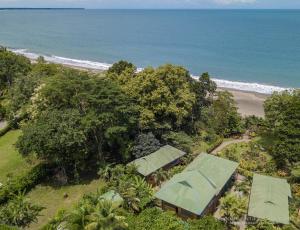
[0,9,300,92]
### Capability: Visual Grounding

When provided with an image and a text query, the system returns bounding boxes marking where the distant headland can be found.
[0,8,85,10]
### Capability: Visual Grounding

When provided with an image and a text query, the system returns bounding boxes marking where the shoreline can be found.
[16,50,269,117]
[218,88,268,118]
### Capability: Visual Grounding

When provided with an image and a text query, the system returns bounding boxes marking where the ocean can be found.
[0,9,299,93]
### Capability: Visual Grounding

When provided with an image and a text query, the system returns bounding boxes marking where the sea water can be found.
[0,9,300,93]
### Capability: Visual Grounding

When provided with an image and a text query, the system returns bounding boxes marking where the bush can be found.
[162,131,194,153]
[132,132,161,159]
[207,137,223,153]
[0,224,18,230]
[126,208,185,230]
[0,163,49,205]
[188,216,225,230]
[0,191,44,228]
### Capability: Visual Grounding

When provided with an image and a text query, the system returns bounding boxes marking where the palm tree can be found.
[66,199,93,230]
[84,200,127,230]
[152,169,169,187]
[219,193,247,229]
[98,163,114,181]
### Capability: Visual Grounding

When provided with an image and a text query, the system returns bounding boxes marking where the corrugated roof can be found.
[248,174,291,225]
[154,153,239,215]
[99,190,124,208]
[130,145,186,177]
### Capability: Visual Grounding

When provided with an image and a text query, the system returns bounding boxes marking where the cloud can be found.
[214,0,256,4]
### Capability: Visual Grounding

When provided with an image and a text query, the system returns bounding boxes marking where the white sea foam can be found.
[11,48,291,95]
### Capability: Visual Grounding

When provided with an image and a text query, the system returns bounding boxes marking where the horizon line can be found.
[1,8,300,10]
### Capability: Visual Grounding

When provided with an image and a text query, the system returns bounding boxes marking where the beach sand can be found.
[219,88,268,118]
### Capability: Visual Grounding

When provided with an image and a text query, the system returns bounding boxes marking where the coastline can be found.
[13,49,270,117]
[218,88,268,118]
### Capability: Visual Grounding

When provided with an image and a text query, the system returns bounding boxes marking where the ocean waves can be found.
[11,48,291,95]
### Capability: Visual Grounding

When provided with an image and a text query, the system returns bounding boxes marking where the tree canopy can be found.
[108,62,216,134]
[264,90,300,168]
[17,69,139,178]
[0,48,31,91]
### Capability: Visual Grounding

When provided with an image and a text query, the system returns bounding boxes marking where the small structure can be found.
[99,190,124,208]
[154,153,238,219]
[130,145,186,184]
[247,174,291,225]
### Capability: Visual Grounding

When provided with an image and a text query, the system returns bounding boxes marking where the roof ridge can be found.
[197,169,217,189]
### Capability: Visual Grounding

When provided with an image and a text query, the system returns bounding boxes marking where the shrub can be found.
[0,163,49,205]
[0,191,44,228]
[132,132,161,159]
[126,208,185,230]
[162,131,194,153]
[188,216,225,230]
[207,137,223,153]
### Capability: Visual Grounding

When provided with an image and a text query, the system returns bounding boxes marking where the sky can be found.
[0,0,300,9]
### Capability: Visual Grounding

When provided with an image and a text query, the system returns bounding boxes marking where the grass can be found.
[0,130,35,183]
[27,178,105,229]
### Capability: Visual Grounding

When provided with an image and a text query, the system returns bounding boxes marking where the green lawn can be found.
[27,179,105,229]
[0,130,35,183]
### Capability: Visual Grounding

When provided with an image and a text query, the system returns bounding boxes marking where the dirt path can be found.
[211,134,251,155]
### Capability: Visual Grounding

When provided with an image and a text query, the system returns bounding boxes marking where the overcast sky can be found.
[0,0,300,9]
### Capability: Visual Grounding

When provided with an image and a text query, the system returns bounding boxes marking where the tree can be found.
[107,60,136,76]
[191,72,217,121]
[152,168,169,187]
[7,61,60,120]
[264,90,300,168]
[17,70,139,178]
[118,176,153,212]
[17,109,89,179]
[203,91,243,137]
[65,197,127,230]
[0,191,44,228]
[85,200,128,230]
[0,49,31,91]
[132,132,161,159]
[188,216,225,230]
[219,193,247,229]
[110,64,197,133]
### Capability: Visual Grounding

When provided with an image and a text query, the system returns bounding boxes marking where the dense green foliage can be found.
[219,193,247,228]
[4,52,294,229]
[188,216,225,230]
[203,91,244,137]
[0,163,48,205]
[132,132,161,159]
[17,70,138,178]
[100,164,154,213]
[264,90,300,168]
[108,62,218,135]
[0,191,44,228]
[0,48,31,92]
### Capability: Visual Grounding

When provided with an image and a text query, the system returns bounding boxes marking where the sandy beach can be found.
[219,88,268,118]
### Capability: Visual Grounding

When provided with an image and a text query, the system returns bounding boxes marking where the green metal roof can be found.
[130,145,186,177]
[248,174,291,225]
[99,190,124,208]
[155,153,239,215]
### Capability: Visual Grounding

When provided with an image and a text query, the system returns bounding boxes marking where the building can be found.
[154,153,239,219]
[99,190,124,208]
[130,145,186,184]
[247,174,291,225]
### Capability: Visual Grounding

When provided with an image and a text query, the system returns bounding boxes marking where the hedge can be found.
[0,224,18,230]
[0,163,49,205]
[207,137,223,153]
